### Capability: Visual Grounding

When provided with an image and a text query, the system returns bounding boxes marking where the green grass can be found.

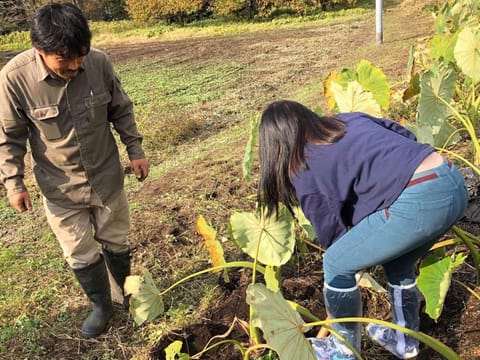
[0,221,74,356]
[118,59,246,151]
[0,198,17,220]
[122,61,244,110]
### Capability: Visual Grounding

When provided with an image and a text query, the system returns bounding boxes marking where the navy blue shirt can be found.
[291,112,434,249]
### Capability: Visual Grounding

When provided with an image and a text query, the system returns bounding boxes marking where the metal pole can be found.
[376,0,383,44]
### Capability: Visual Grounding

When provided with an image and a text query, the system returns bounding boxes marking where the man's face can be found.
[37,50,86,80]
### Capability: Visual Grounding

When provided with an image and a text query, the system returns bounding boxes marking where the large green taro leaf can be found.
[229,206,295,266]
[417,64,457,144]
[454,26,480,84]
[417,251,466,321]
[415,121,460,148]
[246,283,317,360]
[329,81,381,117]
[124,270,165,325]
[429,32,458,64]
[356,59,390,109]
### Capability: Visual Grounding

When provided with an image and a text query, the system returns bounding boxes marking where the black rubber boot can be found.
[102,248,131,308]
[73,256,114,338]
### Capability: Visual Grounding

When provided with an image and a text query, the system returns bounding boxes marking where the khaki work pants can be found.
[43,189,130,269]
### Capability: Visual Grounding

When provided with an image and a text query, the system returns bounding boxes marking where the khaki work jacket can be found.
[0,48,145,208]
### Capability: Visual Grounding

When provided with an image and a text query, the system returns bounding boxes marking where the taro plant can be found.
[240,2,480,355]
[417,248,467,321]
[403,0,480,165]
[406,27,480,164]
[417,226,480,322]
[124,208,303,359]
[323,59,390,117]
[400,0,480,316]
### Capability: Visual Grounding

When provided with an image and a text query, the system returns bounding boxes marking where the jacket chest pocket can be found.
[28,105,61,141]
[85,92,111,125]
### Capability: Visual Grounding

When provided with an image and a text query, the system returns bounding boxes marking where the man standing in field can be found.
[0,3,149,338]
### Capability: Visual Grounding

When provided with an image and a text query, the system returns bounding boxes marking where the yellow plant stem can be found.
[158,261,266,296]
[451,225,480,284]
[439,96,480,166]
[436,148,480,175]
[248,213,267,345]
[452,279,480,301]
[191,339,246,359]
[430,238,459,250]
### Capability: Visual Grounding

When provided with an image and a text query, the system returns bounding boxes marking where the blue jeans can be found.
[323,160,468,288]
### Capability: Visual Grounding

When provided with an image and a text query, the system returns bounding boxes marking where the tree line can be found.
[0,0,357,34]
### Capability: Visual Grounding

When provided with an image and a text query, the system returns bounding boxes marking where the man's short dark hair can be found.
[30,2,92,58]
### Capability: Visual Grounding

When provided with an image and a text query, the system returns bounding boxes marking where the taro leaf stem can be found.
[451,225,480,285]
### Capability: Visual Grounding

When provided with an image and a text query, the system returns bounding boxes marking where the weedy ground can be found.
[1,0,479,359]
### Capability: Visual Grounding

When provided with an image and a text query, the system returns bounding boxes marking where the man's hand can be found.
[131,158,149,182]
[9,191,32,212]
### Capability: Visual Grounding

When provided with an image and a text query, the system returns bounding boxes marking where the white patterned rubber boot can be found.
[366,282,420,359]
[308,284,362,360]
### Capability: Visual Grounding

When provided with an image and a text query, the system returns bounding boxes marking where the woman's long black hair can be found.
[257,100,345,217]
